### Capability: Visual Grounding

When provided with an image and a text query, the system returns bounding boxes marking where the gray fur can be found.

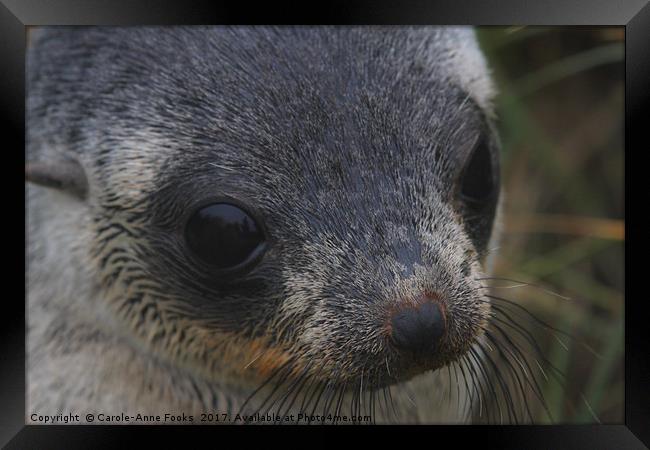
[27,26,500,423]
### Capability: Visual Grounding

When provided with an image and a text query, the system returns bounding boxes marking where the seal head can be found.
[27,27,500,401]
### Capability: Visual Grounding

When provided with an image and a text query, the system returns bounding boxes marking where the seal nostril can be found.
[390,300,445,355]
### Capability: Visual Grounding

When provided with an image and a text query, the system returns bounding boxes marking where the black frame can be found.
[5,0,646,448]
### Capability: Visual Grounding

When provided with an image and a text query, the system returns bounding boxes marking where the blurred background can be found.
[475,27,624,423]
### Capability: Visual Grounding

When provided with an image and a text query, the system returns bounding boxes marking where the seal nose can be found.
[390,298,445,356]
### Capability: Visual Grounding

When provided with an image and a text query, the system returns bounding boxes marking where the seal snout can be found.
[389,293,446,357]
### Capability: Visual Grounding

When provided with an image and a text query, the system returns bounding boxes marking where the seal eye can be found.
[459,135,496,205]
[185,202,267,272]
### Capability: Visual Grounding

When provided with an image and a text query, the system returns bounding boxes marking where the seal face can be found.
[27,26,500,417]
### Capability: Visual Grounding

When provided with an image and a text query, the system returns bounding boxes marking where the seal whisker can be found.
[476,276,572,301]
[237,359,294,418]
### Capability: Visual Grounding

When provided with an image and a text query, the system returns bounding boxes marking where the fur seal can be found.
[26,26,503,423]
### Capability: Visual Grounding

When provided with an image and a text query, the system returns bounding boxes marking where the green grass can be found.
[476,27,624,424]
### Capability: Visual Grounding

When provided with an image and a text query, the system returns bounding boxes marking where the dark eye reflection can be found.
[459,135,496,205]
[185,202,267,272]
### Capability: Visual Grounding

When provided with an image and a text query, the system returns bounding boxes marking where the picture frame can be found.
[5,0,645,447]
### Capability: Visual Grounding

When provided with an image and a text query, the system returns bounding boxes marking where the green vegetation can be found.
[476,27,624,423]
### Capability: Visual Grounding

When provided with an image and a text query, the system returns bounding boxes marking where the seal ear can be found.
[25,159,88,200]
